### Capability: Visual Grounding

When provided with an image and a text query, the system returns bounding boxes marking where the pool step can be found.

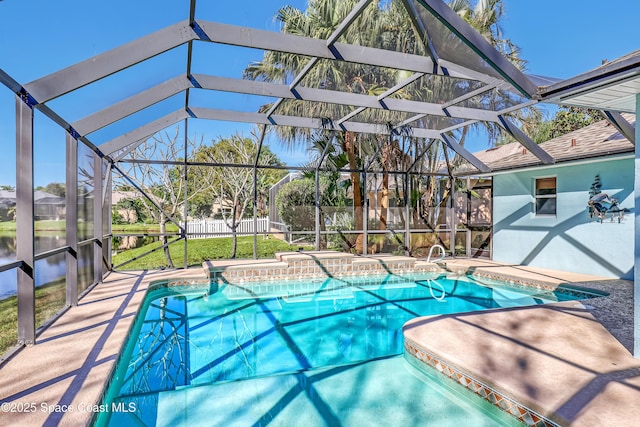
[204,251,443,284]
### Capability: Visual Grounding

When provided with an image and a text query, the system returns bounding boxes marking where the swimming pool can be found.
[96,273,603,426]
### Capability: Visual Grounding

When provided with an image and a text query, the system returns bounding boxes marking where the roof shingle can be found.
[460,113,635,173]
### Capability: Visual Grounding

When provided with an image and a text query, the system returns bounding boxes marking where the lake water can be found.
[0,234,159,300]
[0,235,69,300]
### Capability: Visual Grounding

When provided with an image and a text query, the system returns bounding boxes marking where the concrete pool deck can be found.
[405,259,640,426]
[0,258,637,426]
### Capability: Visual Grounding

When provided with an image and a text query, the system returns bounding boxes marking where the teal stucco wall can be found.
[493,157,634,279]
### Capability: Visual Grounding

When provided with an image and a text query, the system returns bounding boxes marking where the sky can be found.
[0,0,638,187]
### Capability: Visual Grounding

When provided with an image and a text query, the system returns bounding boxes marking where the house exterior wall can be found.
[493,157,634,279]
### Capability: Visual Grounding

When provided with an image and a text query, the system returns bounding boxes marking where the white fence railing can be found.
[182,217,269,239]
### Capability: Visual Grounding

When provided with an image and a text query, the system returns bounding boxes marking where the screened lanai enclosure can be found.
[2,0,634,356]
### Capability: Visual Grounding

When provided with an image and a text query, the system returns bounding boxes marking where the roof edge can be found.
[460,152,634,178]
[538,50,640,100]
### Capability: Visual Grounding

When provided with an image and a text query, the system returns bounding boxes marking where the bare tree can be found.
[194,132,277,259]
[116,127,213,267]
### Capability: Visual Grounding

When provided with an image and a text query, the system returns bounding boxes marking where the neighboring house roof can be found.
[463,113,636,173]
[0,190,15,204]
[112,190,166,206]
[34,190,65,205]
[0,190,64,205]
[112,191,141,205]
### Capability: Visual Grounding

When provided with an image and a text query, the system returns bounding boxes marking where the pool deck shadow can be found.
[0,259,637,426]
[0,269,206,427]
[405,259,640,426]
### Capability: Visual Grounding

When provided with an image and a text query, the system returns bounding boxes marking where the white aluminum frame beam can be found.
[17,10,544,181]
[193,74,499,122]
[93,153,104,283]
[603,110,636,145]
[72,71,508,142]
[16,95,36,345]
[189,107,442,139]
[441,82,498,109]
[100,106,444,158]
[498,115,555,164]
[99,109,189,155]
[438,120,478,134]
[73,75,193,136]
[400,0,439,63]
[497,100,538,116]
[27,19,454,107]
[349,71,426,128]
[0,68,23,94]
[197,20,503,86]
[65,134,78,306]
[2,69,107,160]
[24,21,198,103]
[268,0,374,117]
[21,14,530,141]
[327,0,374,47]
[414,0,538,98]
[441,133,491,173]
[197,21,436,76]
[22,15,533,173]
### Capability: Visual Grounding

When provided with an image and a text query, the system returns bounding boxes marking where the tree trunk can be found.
[231,203,239,259]
[160,213,174,268]
[379,171,389,231]
[344,131,363,254]
[231,226,237,259]
[371,171,389,254]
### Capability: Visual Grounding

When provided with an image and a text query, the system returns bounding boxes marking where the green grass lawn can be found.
[111,223,180,233]
[0,221,179,234]
[113,236,313,270]
[0,220,67,232]
[0,278,66,356]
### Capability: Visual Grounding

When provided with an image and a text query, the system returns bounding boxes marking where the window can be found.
[535,177,556,216]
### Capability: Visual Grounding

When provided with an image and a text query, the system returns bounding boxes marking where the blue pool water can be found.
[96,273,601,426]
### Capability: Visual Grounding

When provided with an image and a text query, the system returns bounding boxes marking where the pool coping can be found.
[404,340,559,427]
[400,263,591,427]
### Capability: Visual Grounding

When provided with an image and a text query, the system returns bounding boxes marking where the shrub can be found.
[275,179,316,232]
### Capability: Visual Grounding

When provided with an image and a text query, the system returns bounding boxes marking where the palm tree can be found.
[245,0,534,253]
[245,0,425,253]
[451,0,523,67]
[449,0,542,145]
[301,130,354,250]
